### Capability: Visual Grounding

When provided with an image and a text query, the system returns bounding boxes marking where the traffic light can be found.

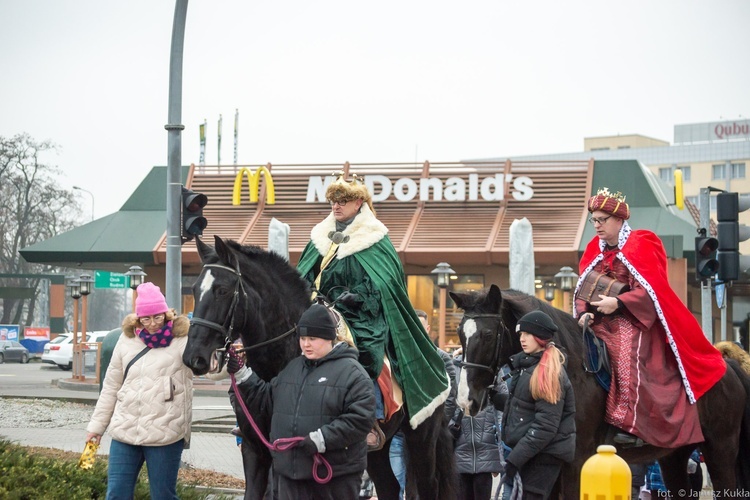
[694,229,719,280]
[716,192,750,282]
[181,186,208,242]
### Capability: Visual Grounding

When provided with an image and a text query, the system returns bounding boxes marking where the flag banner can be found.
[199,121,206,166]
[218,114,223,166]
[234,108,239,166]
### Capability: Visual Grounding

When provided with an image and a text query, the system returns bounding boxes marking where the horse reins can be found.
[190,261,333,483]
[230,372,332,483]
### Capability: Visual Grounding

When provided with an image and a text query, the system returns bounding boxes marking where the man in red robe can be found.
[574,188,726,448]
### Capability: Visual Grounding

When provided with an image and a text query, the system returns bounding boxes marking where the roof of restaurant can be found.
[21,159,699,272]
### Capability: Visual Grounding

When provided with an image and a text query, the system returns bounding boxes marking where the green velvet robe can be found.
[297,204,450,428]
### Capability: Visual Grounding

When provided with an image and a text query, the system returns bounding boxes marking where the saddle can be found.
[582,321,611,392]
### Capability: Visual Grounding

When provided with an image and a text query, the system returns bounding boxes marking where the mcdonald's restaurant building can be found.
[21,158,737,347]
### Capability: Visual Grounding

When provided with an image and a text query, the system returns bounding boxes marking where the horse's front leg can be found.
[239,437,272,499]
[367,444,401,500]
[659,448,693,498]
[230,390,273,499]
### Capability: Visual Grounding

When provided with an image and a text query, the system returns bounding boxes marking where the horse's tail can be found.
[725,357,750,489]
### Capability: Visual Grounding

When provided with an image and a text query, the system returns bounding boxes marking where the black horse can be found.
[451,285,750,499]
[182,235,456,499]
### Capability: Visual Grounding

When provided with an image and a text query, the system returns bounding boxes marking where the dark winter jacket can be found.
[452,358,503,475]
[453,403,503,474]
[235,342,376,480]
[501,351,576,469]
[440,348,458,422]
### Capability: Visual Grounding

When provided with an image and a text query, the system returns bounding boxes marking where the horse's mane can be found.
[498,289,584,368]
[223,240,311,299]
[216,239,312,374]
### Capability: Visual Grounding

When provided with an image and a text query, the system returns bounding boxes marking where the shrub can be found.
[0,439,234,499]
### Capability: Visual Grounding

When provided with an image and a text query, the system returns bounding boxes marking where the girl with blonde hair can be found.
[500,310,576,500]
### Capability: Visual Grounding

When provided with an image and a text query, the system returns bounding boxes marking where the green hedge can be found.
[0,439,233,499]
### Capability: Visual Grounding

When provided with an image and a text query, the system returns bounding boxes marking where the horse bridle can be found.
[189,262,296,354]
[460,312,507,376]
[191,262,333,483]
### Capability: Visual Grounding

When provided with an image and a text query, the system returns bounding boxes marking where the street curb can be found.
[0,394,98,406]
[191,485,245,496]
[53,379,231,399]
[56,378,99,392]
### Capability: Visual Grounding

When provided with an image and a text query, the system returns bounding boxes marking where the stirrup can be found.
[613,431,646,448]
[366,422,386,452]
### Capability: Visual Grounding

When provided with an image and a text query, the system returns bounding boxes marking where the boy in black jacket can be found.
[229,301,376,499]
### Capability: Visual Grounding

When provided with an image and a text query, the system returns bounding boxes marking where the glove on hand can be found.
[227,352,244,375]
[298,436,319,455]
[337,292,361,308]
[503,462,518,484]
[227,350,252,382]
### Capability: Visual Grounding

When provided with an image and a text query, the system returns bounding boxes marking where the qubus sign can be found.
[714,121,750,140]
[305,174,534,203]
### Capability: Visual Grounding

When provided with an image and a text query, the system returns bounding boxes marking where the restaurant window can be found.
[407,273,483,350]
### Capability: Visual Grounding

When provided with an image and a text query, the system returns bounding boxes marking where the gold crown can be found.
[596,187,626,203]
[331,171,363,185]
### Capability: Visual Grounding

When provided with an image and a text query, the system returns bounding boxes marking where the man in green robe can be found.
[297,174,450,431]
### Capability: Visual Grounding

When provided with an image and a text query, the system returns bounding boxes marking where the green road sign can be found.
[95,271,128,289]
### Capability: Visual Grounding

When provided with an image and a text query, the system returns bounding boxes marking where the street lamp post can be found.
[125,265,147,313]
[543,280,557,302]
[431,262,456,350]
[67,278,82,381]
[554,266,579,313]
[73,186,95,221]
[77,274,94,381]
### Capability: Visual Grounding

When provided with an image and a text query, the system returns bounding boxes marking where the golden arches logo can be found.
[232,167,276,205]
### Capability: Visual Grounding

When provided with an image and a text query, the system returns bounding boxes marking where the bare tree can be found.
[0,133,82,326]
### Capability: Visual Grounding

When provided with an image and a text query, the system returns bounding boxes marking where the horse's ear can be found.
[487,284,503,311]
[214,235,237,268]
[450,291,467,309]
[195,236,216,264]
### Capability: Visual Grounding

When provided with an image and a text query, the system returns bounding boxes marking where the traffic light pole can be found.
[165,0,188,313]
[699,187,713,340]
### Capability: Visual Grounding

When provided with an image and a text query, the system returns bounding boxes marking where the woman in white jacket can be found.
[86,282,193,500]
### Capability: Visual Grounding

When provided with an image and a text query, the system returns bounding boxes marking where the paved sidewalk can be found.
[0,378,247,481]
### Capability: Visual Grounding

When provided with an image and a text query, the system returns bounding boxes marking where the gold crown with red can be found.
[588,187,630,220]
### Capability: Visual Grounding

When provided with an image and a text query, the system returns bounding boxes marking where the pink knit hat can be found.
[136,283,169,317]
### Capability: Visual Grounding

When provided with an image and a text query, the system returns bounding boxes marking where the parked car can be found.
[0,340,30,364]
[41,331,110,370]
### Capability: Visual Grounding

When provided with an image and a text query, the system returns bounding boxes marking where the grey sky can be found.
[1,0,748,219]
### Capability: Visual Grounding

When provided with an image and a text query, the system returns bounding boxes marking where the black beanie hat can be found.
[516,310,558,341]
[296,303,337,341]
